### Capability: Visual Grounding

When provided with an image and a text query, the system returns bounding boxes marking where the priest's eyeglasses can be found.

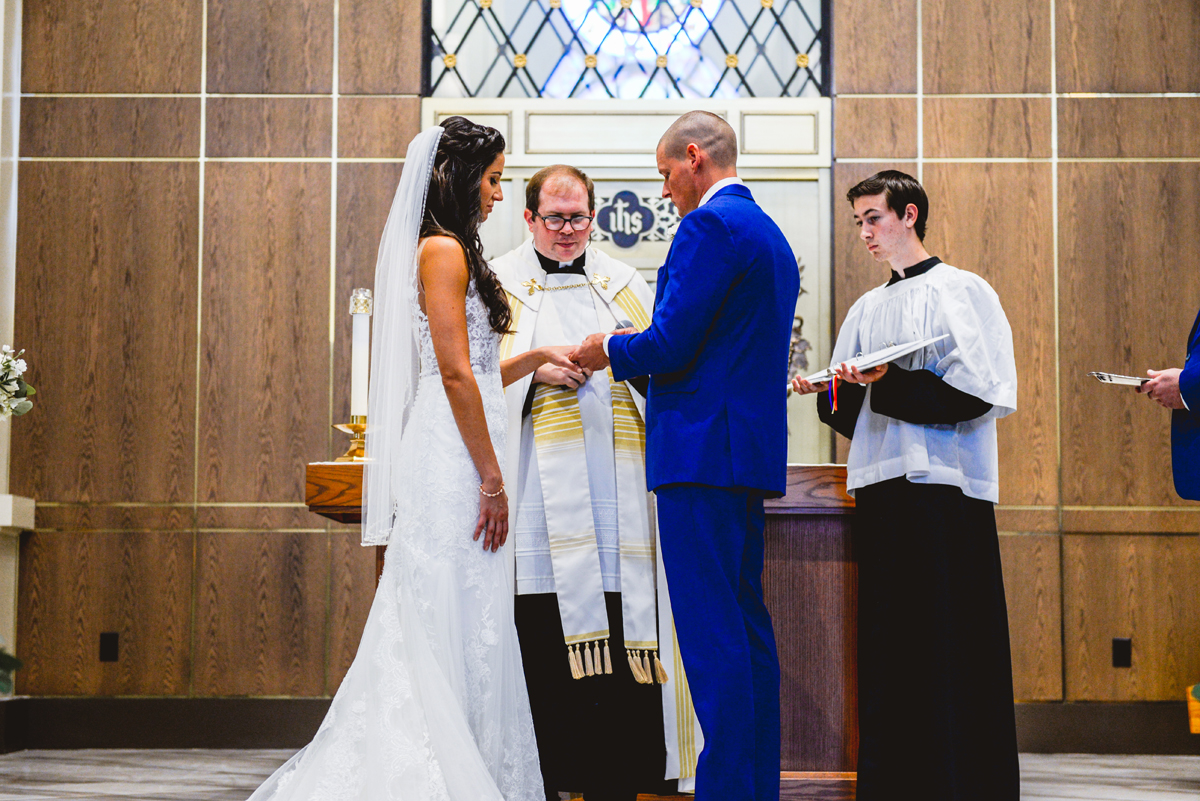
[533,212,594,232]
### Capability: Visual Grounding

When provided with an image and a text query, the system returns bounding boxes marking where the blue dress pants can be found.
[655,484,780,801]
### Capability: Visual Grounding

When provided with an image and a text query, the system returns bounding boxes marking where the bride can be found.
[248,117,575,800]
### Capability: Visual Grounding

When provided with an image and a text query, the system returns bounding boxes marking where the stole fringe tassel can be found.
[568,643,666,683]
[628,649,649,684]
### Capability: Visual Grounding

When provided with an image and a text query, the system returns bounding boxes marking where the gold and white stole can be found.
[528,283,667,684]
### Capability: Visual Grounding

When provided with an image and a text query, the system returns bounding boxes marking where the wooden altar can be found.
[306,462,858,798]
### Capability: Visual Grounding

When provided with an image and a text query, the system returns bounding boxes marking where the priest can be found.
[491,165,701,801]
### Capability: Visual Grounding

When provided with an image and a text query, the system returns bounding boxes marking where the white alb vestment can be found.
[834,261,1018,502]
[491,240,703,787]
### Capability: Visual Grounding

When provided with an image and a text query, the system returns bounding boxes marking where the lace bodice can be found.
[418,280,501,377]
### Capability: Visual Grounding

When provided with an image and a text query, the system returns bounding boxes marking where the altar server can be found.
[491,165,700,801]
[793,170,1020,801]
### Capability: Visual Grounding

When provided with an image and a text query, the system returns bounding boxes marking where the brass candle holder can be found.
[333,415,366,461]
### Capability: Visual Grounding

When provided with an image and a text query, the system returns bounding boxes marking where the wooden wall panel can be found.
[339,0,425,95]
[1059,98,1200,159]
[326,529,377,692]
[200,163,332,504]
[832,0,916,94]
[194,531,329,696]
[924,98,1051,159]
[1057,0,1200,93]
[206,98,332,159]
[923,0,1050,93]
[22,1,203,93]
[12,163,199,504]
[196,507,323,531]
[998,534,1062,701]
[334,163,406,424]
[1059,163,1200,508]
[338,98,422,159]
[833,97,917,159]
[207,0,334,93]
[923,163,1057,509]
[19,98,200,159]
[16,532,192,696]
[35,506,193,532]
[1063,534,1200,701]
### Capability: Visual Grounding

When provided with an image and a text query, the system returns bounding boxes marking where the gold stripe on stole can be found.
[673,622,698,777]
[613,287,651,332]
[499,292,522,360]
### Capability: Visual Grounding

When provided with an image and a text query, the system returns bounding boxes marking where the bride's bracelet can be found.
[479,481,505,498]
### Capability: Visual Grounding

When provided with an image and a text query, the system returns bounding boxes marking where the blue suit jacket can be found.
[1172,308,1200,500]
[609,184,799,496]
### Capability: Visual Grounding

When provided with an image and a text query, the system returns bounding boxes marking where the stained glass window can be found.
[430,0,829,99]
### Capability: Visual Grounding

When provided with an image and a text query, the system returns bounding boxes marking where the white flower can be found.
[13,360,25,374]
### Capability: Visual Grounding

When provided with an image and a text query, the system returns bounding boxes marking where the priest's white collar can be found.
[699,176,745,208]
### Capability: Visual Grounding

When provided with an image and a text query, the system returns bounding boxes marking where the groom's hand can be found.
[571,332,610,371]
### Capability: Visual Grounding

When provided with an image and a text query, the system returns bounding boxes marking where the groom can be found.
[572,111,798,801]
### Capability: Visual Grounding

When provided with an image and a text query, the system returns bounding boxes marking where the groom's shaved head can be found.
[658,111,737,169]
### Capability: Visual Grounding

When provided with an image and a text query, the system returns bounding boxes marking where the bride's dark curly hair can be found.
[420,116,512,334]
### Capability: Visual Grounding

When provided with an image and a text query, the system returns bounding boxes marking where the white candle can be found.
[349,289,373,418]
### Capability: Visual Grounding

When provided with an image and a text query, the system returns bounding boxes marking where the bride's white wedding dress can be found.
[248,279,543,801]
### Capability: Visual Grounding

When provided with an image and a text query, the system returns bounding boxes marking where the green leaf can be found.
[12,399,32,415]
[0,649,20,671]
[24,383,35,396]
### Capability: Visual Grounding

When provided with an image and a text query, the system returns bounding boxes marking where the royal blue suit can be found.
[1172,309,1200,500]
[609,183,798,801]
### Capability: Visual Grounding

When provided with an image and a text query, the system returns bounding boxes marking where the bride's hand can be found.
[474,479,508,552]
[540,344,578,372]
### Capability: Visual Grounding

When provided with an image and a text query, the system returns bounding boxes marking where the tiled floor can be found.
[0,750,1197,800]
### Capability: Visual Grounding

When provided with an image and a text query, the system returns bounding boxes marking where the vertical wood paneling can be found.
[764,516,857,771]
[194,531,329,696]
[206,98,333,159]
[923,0,1050,93]
[999,534,1062,701]
[1057,0,1200,93]
[1059,98,1200,159]
[334,163,405,424]
[12,163,199,504]
[339,0,425,95]
[19,98,201,159]
[22,1,203,93]
[923,98,1052,159]
[326,530,377,691]
[1063,535,1200,701]
[16,532,192,695]
[832,0,917,94]
[833,97,917,160]
[338,98,422,159]
[200,163,332,503]
[923,163,1057,508]
[1059,163,1200,508]
[207,0,334,93]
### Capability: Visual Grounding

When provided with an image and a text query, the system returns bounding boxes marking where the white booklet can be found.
[799,334,950,385]
[1087,371,1149,387]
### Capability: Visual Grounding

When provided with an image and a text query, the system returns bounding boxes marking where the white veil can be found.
[362,126,444,546]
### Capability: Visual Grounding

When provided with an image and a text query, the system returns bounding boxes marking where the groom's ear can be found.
[686,142,703,171]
